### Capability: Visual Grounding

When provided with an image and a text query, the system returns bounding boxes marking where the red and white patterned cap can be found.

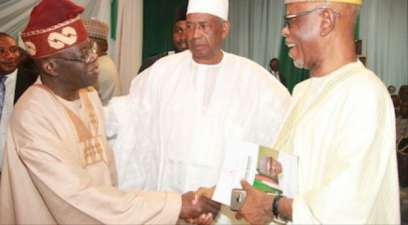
[21,0,88,58]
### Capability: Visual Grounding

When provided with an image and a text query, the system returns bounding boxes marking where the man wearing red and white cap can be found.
[0,0,220,224]
[236,0,400,224]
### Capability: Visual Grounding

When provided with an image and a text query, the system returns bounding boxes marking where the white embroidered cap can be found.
[187,0,229,20]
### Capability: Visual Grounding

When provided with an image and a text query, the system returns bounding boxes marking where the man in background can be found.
[138,1,189,73]
[106,0,291,223]
[237,0,400,224]
[397,85,408,188]
[0,0,219,224]
[398,85,408,147]
[83,18,121,105]
[268,58,286,87]
[0,32,38,171]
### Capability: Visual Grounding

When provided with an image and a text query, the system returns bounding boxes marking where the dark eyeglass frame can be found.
[284,7,340,29]
[0,46,20,56]
[53,41,98,64]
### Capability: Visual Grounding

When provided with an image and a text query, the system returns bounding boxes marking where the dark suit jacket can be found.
[278,71,287,87]
[270,70,287,87]
[138,51,172,74]
[14,57,39,104]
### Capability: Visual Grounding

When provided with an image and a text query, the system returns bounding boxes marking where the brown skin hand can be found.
[179,191,221,221]
[237,180,293,225]
[37,40,99,101]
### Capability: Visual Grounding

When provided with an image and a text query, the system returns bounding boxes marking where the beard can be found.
[289,50,304,69]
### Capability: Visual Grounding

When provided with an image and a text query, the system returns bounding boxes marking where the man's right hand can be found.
[179,191,221,221]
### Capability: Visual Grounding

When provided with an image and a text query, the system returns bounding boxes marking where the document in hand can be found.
[212,139,298,206]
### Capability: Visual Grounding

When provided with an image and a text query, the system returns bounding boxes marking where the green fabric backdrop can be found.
[141,1,361,92]
[110,0,118,40]
[278,37,310,93]
[142,0,185,59]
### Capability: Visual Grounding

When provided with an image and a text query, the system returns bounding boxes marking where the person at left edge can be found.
[0,0,220,224]
[0,32,39,172]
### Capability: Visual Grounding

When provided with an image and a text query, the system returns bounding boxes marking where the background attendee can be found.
[138,1,189,73]
[397,85,408,188]
[397,101,408,184]
[398,84,408,223]
[106,0,291,224]
[0,0,219,224]
[398,85,408,142]
[268,58,286,87]
[236,0,400,224]
[388,85,397,94]
[399,85,408,103]
[388,85,400,116]
[83,18,121,105]
[0,32,38,171]
[355,39,362,55]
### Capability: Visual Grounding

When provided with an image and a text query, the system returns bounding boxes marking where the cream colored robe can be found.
[0,85,181,225]
[274,61,400,224]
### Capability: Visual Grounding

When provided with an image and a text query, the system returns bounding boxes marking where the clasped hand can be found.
[180,187,220,225]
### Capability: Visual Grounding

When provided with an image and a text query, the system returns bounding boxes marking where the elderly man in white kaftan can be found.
[105,0,291,223]
[236,0,401,224]
[0,0,220,224]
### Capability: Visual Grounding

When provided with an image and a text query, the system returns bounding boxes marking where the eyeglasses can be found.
[284,7,340,28]
[53,41,97,64]
[0,46,20,57]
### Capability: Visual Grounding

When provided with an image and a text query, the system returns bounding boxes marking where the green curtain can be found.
[278,37,310,93]
[278,15,361,93]
[354,15,360,40]
[110,0,118,40]
[142,0,185,59]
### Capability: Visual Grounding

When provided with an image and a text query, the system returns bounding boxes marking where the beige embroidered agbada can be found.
[0,85,181,225]
[274,61,400,224]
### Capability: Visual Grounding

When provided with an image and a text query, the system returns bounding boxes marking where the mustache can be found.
[188,37,206,45]
[189,40,207,46]
[0,60,18,64]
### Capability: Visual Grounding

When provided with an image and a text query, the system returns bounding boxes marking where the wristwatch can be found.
[272,195,283,218]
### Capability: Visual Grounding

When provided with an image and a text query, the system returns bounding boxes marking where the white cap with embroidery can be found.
[187,0,229,20]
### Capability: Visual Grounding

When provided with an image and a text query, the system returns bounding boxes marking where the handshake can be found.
[178,158,285,225]
[180,182,289,225]
[179,188,221,225]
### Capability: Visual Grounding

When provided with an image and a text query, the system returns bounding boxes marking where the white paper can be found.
[277,151,299,198]
[213,139,259,206]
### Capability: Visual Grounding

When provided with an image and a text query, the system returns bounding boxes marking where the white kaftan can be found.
[105,51,291,223]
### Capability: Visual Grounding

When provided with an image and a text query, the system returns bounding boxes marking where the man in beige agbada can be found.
[234,0,401,224]
[0,0,219,224]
